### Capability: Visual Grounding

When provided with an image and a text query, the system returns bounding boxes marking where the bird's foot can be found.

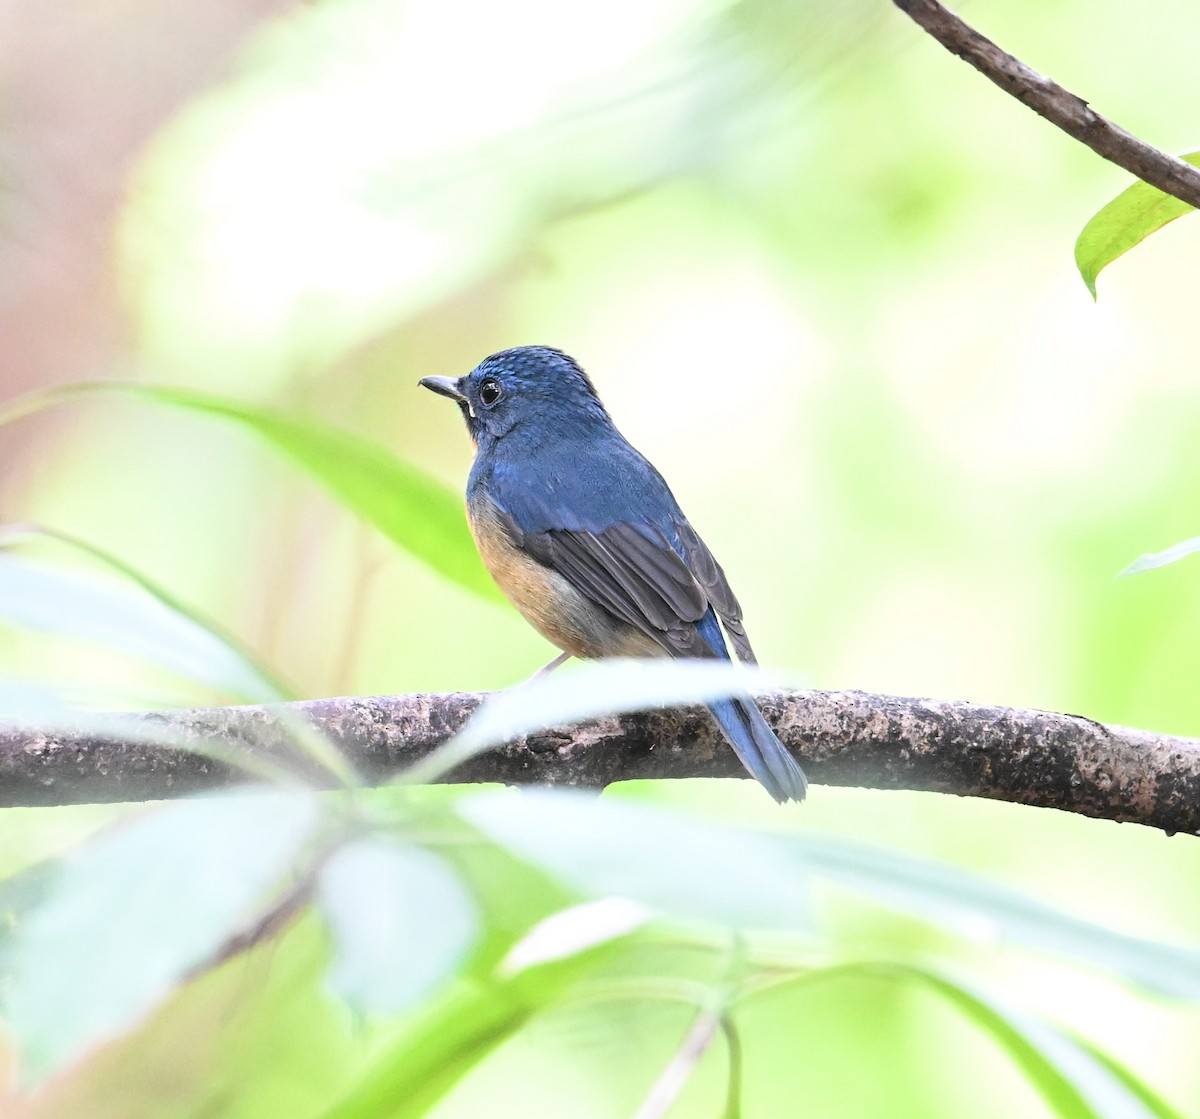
[523,652,571,683]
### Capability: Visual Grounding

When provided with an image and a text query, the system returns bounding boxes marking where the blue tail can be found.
[690,609,806,802]
[706,696,807,803]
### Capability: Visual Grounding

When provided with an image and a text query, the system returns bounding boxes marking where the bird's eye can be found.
[479,378,502,406]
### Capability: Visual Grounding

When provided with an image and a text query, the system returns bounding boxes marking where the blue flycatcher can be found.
[421,346,807,802]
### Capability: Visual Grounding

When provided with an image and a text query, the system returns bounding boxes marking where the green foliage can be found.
[782,835,1200,998]
[0,594,1194,1113]
[319,950,607,1119]
[0,792,319,1080]
[805,965,1185,1119]
[318,838,479,1014]
[1074,152,1200,297]
[461,788,812,931]
[0,550,285,705]
[19,920,364,1119]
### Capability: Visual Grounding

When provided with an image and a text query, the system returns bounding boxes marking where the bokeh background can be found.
[2,0,1200,1115]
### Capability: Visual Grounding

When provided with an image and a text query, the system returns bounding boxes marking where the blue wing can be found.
[475,441,754,661]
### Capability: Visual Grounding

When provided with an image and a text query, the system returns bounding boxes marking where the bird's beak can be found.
[419,376,468,405]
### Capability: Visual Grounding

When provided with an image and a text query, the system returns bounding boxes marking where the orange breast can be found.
[468,497,662,660]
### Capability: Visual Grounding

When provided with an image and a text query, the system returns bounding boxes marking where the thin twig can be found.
[185,870,316,980]
[632,1003,724,1119]
[893,0,1200,208]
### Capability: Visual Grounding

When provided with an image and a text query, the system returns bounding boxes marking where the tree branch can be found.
[2,690,1198,835]
[892,0,1200,209]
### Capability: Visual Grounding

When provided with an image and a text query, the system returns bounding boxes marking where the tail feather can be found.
[707,696,808,803]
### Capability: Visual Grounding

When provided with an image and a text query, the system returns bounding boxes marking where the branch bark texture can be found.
[893,0,1200,210]
[2,690,1198,835]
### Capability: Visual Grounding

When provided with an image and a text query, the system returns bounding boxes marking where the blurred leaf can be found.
[0,382,501,604]
[118,0,759,385]
[1072,1040,1189,1119]
[321,984,531,1119]
[749,962,1174,1119]
[0,791,319,1081]
[321,939,619,1119]
[459,789,810,931]
[318,838,479,1015]
[1074,153,1200,298]
[0,678,89,722]
[0,685,312,791]
[0,523,294,701]
[499,897,652,976]
[408,657,789,783]
[0,530,345,787]
[20,918,364,1119]
[791,834,1200,998]
[888,964,1175,1119]
[354,787,585,978]
[1118,535,1200,577]
[0,552,284,704]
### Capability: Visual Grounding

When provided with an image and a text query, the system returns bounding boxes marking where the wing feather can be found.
[490,488,753,662]
[545,527,712,657]
[673,519,757,664]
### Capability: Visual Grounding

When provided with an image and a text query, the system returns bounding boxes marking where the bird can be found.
[419,346,807,802]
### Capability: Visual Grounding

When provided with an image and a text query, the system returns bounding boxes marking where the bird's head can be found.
[420,346,609,445]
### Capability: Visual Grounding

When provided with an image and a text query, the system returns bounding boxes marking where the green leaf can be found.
[0,382,501,604]
[1074,152,1200,297]
[1072,1040,1189,1119]
[0,523,294,701]
[890,964,1174,1119]
[750,963,1175,1119]
[459,789,810,932]
[0,528,353,788]
[498,897,651,976]
[0,552,284,704]
[1118,534,1200,577]
[320,985,533,1119]
[0,790,320,1081]
[407,657,789,784]
[461,658,786,749]
[24,918,365,1119]
[317,838,479,1015]
[320,943,615,1119]
[787,834,1200,999]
